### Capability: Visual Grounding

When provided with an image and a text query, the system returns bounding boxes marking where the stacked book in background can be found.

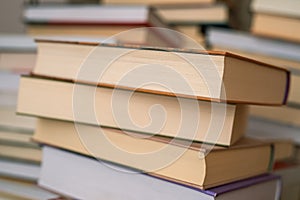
[16,38,290,199]
[251,0,300,43]
[0,35,58,199]
[23,0,230,48]
[250,0,300,128]
[23,3,184,47]
[0,34,111,199]
[101,0,229,46]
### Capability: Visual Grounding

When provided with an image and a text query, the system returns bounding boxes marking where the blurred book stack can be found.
[24,0,231,48]
[23,3,185,47]
[206,0,300,199]
[0,36,59,199]
[15,36,289,199]
[101,0,229,46]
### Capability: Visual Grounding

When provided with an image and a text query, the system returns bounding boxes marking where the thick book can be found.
[206,27,300,106]
[32,39,289,105]
[34,118,274,189]
[18,76,249,146]
[39,145,280,200]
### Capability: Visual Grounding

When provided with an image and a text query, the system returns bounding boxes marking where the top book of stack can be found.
[32,39,289,105]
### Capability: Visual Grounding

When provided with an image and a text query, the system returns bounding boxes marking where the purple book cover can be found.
[201,174,280,197]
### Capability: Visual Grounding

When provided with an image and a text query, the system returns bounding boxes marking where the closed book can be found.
[206,27,300,106]
[34,118,273,189]
[32,39,289,105]
[251,13,300,43]
[39,145,280,200]
[24,5,149,25]
[18,76,249,146]
[152,3,228,26]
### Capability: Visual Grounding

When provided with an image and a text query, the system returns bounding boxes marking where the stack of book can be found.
[16,38,289,199]
[251,0,300,43]
[23,3,184,47]
[0,37,58,199]
[101,0,229,46]
[23,0,230,48]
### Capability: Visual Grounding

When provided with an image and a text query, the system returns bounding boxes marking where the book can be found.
[25,4,150,45]
[0,144,41,164]
[251,13,300,43]
[273,140,295,162]
[152,4,228,26]
[174,25,205,45]
[250,105,300,127]
[0,176,58,200]
[34,118,274,189]
[247,117,300,145]
[0,159,40,181]
[0,35,115,73]
[0,126,37,148]
[0,35,36,72]
[0,106,36,131]
[206,28,300,125]
[32,39,289,105]
[102,0,214,5]
[206,27,300,68]
[0,72,20,106]
[39,145,280,199]
[251,0,300,19]
[24,4,149,25]
[265,139,295,162]
[251,0,300,42]
[207,28,300,105]
[273,162,300,200]
[17,76,249,146]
